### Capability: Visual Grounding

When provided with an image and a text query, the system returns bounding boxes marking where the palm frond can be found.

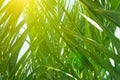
[0,0,120,80]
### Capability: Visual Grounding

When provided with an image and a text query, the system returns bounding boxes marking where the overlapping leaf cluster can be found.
[0,0,120,80]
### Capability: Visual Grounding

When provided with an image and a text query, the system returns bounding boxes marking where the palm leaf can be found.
[0,0,120,80]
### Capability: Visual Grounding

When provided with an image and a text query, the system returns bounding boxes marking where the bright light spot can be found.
[81,13,103,31]
[59,37,62,44]
[18,36,30,61]
[106,71,109,75]
[115,27,120,39]
[60,48,64,57]
[17,15,23,26]
[17,14,27,35]
[104,71,109,78]
[66,73,78,80]
[0,0,10,10]
[109,58,115,67]
[19,23,27,34]
[65,0,74,10]
[114,47,118,55]
[110,43,118,55]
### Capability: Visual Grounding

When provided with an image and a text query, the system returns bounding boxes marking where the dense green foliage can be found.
[0,0,120,80]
